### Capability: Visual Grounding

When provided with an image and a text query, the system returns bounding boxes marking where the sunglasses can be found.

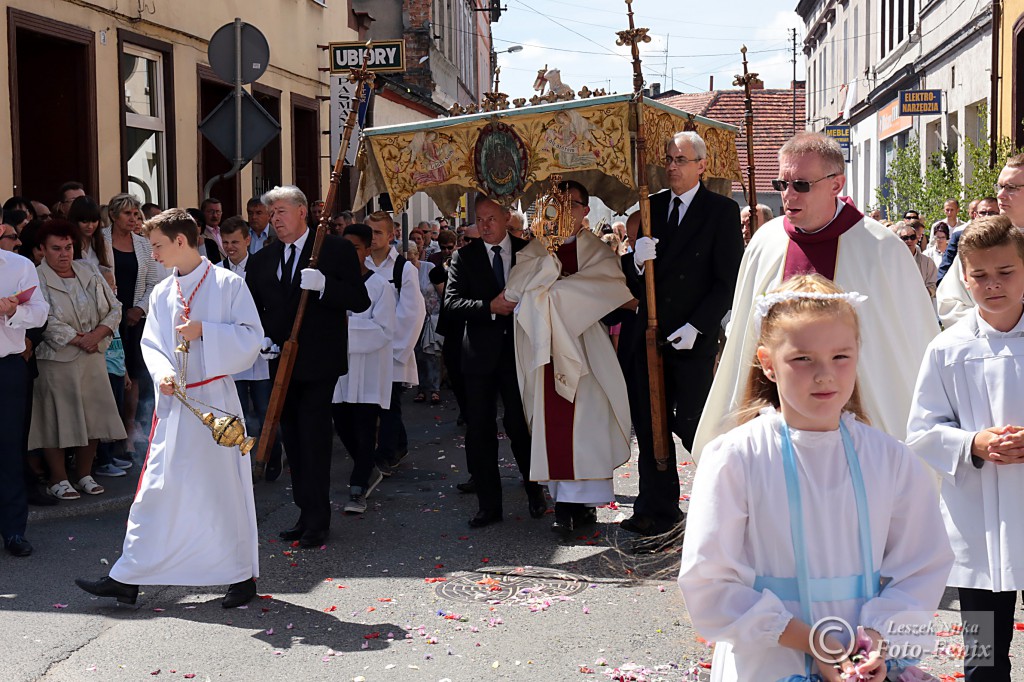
[771,173,838,193]
[900,235,919,242]
[976,210,1000,216]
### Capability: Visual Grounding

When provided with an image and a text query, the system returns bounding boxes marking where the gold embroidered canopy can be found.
[353,93,742,214]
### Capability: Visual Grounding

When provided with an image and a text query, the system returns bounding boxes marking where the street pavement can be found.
[4,392,1022,681]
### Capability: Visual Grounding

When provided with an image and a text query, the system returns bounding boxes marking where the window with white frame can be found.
[881,0,916,59]
[122,45,167,205]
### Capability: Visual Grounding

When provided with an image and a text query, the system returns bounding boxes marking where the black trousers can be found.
[332,402,380,489]
[625,348,715,523]
[463,347,536,513]
[376,382,408,461]
[957,587,1020,681]
[0,354,29,541]
[442,333,467,415]
[278,376,336,533]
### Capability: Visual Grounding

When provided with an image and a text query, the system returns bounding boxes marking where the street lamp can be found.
[491,44,523,92]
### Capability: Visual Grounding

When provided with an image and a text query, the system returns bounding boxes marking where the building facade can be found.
[798,0,993,215]
[2,0,375,218]
[998,0,1024,150]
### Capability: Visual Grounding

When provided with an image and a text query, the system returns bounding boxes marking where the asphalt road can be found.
[4,392,1021,681]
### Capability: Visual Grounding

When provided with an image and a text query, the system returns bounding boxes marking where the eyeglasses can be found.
[900,235,919,242]
[571,200,587,207]
[664,155,702,166]
[771,173,838,193]
[0,233,18,241]
[995,183,1023,195]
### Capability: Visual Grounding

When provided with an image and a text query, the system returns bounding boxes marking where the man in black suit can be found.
[246,185,370,548]
[444,194,546,527]
[620,130,744,545]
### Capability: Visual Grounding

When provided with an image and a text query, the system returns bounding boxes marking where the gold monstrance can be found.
[530,175,577,254]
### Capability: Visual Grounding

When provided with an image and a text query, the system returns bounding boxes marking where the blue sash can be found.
[765,420,877,682]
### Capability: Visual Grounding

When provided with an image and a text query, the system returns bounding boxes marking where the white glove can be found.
[632,236,658,273]
[300,267,326,293]
[667,323,699,351]
[259,337,281,361]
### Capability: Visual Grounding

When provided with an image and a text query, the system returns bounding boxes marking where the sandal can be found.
[48,480,81,500]
[413,392,427,403]
[74,476,105,496]
[430,392,441,405]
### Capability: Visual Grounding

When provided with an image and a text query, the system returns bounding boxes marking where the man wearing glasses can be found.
[620,130,744,547]
[938,197,999,283]
[695,131,939,454]
[937,155,1024,325]
[898,223,938,297]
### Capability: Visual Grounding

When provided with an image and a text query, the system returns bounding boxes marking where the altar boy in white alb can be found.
[76,209,264,609]
[907,215,1024,680]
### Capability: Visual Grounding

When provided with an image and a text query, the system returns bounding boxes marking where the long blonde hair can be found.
[734,273,869,425]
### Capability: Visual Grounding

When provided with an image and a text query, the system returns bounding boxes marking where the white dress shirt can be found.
[222,253,249,276]
[667,183,701,225]
[489,233,513,283]
[276,229,309,282]
[0,250,49,357]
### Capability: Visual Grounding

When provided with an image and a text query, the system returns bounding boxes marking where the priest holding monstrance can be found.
[505,179,635,537]
[694,132,940,456]
[76,209,265,609]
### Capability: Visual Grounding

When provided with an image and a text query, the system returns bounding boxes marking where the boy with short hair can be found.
[332,223,396,514]
[907,214,1024,680]
[218,217,283,481]
[76,208,264,609]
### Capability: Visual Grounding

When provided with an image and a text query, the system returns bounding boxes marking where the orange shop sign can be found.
[877,99,913,140]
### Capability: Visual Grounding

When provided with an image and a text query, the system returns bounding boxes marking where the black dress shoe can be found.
[75,576,138,604]
[551,503,574,538]
[456,478,476,494]
[222,578,257,608]
[619,514,658,536]
[4,534,33,557]
[573,505,598,527]
[526,487,548,519]
[468,509,503,528]
[26,484,58,507]
[278,524,305,541]
[298,529,328,548]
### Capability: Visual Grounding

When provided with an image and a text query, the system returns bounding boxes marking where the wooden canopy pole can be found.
[734,46,760,234]
[617,0,671,471]
[253,51,376,480]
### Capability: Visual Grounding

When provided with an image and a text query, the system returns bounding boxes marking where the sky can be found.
[491,0,806,99]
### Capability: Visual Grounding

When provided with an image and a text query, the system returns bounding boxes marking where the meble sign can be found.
[330,41,406,73]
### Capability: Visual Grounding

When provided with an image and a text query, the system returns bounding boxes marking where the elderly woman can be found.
[30,220,125,499]
[105,193,163,450]
[407,243,443,405]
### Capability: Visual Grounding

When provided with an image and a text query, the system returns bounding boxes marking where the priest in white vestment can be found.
[504,181,634,536]
[76,209,263,608]
[693,133,939,458]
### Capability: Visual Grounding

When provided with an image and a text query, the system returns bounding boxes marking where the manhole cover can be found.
[434,565,591,603]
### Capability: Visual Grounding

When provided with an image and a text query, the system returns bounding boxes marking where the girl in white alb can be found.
[678,274,953,682]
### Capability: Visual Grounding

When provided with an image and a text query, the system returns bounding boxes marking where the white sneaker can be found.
[94,464,127,478]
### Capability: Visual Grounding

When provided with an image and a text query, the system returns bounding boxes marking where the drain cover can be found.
[434,565,591,603]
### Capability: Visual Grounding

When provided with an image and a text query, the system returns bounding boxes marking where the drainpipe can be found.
[991,0,1001,169]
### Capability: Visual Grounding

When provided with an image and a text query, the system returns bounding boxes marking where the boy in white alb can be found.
[907,215,1024,681]
[76,209,264,609]
[332,223,397,514]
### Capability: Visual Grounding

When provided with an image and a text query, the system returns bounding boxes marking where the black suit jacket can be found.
[620,184,744,359]
[443,235,527,375]
[246,233,370,382]
[201,238,222,265]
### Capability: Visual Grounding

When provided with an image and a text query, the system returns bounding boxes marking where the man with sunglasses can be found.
[938,155,1024,325]
[695,131,939,455]
[938,197,999,283]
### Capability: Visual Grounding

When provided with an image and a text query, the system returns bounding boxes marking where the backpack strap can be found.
[391,254,406,297]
